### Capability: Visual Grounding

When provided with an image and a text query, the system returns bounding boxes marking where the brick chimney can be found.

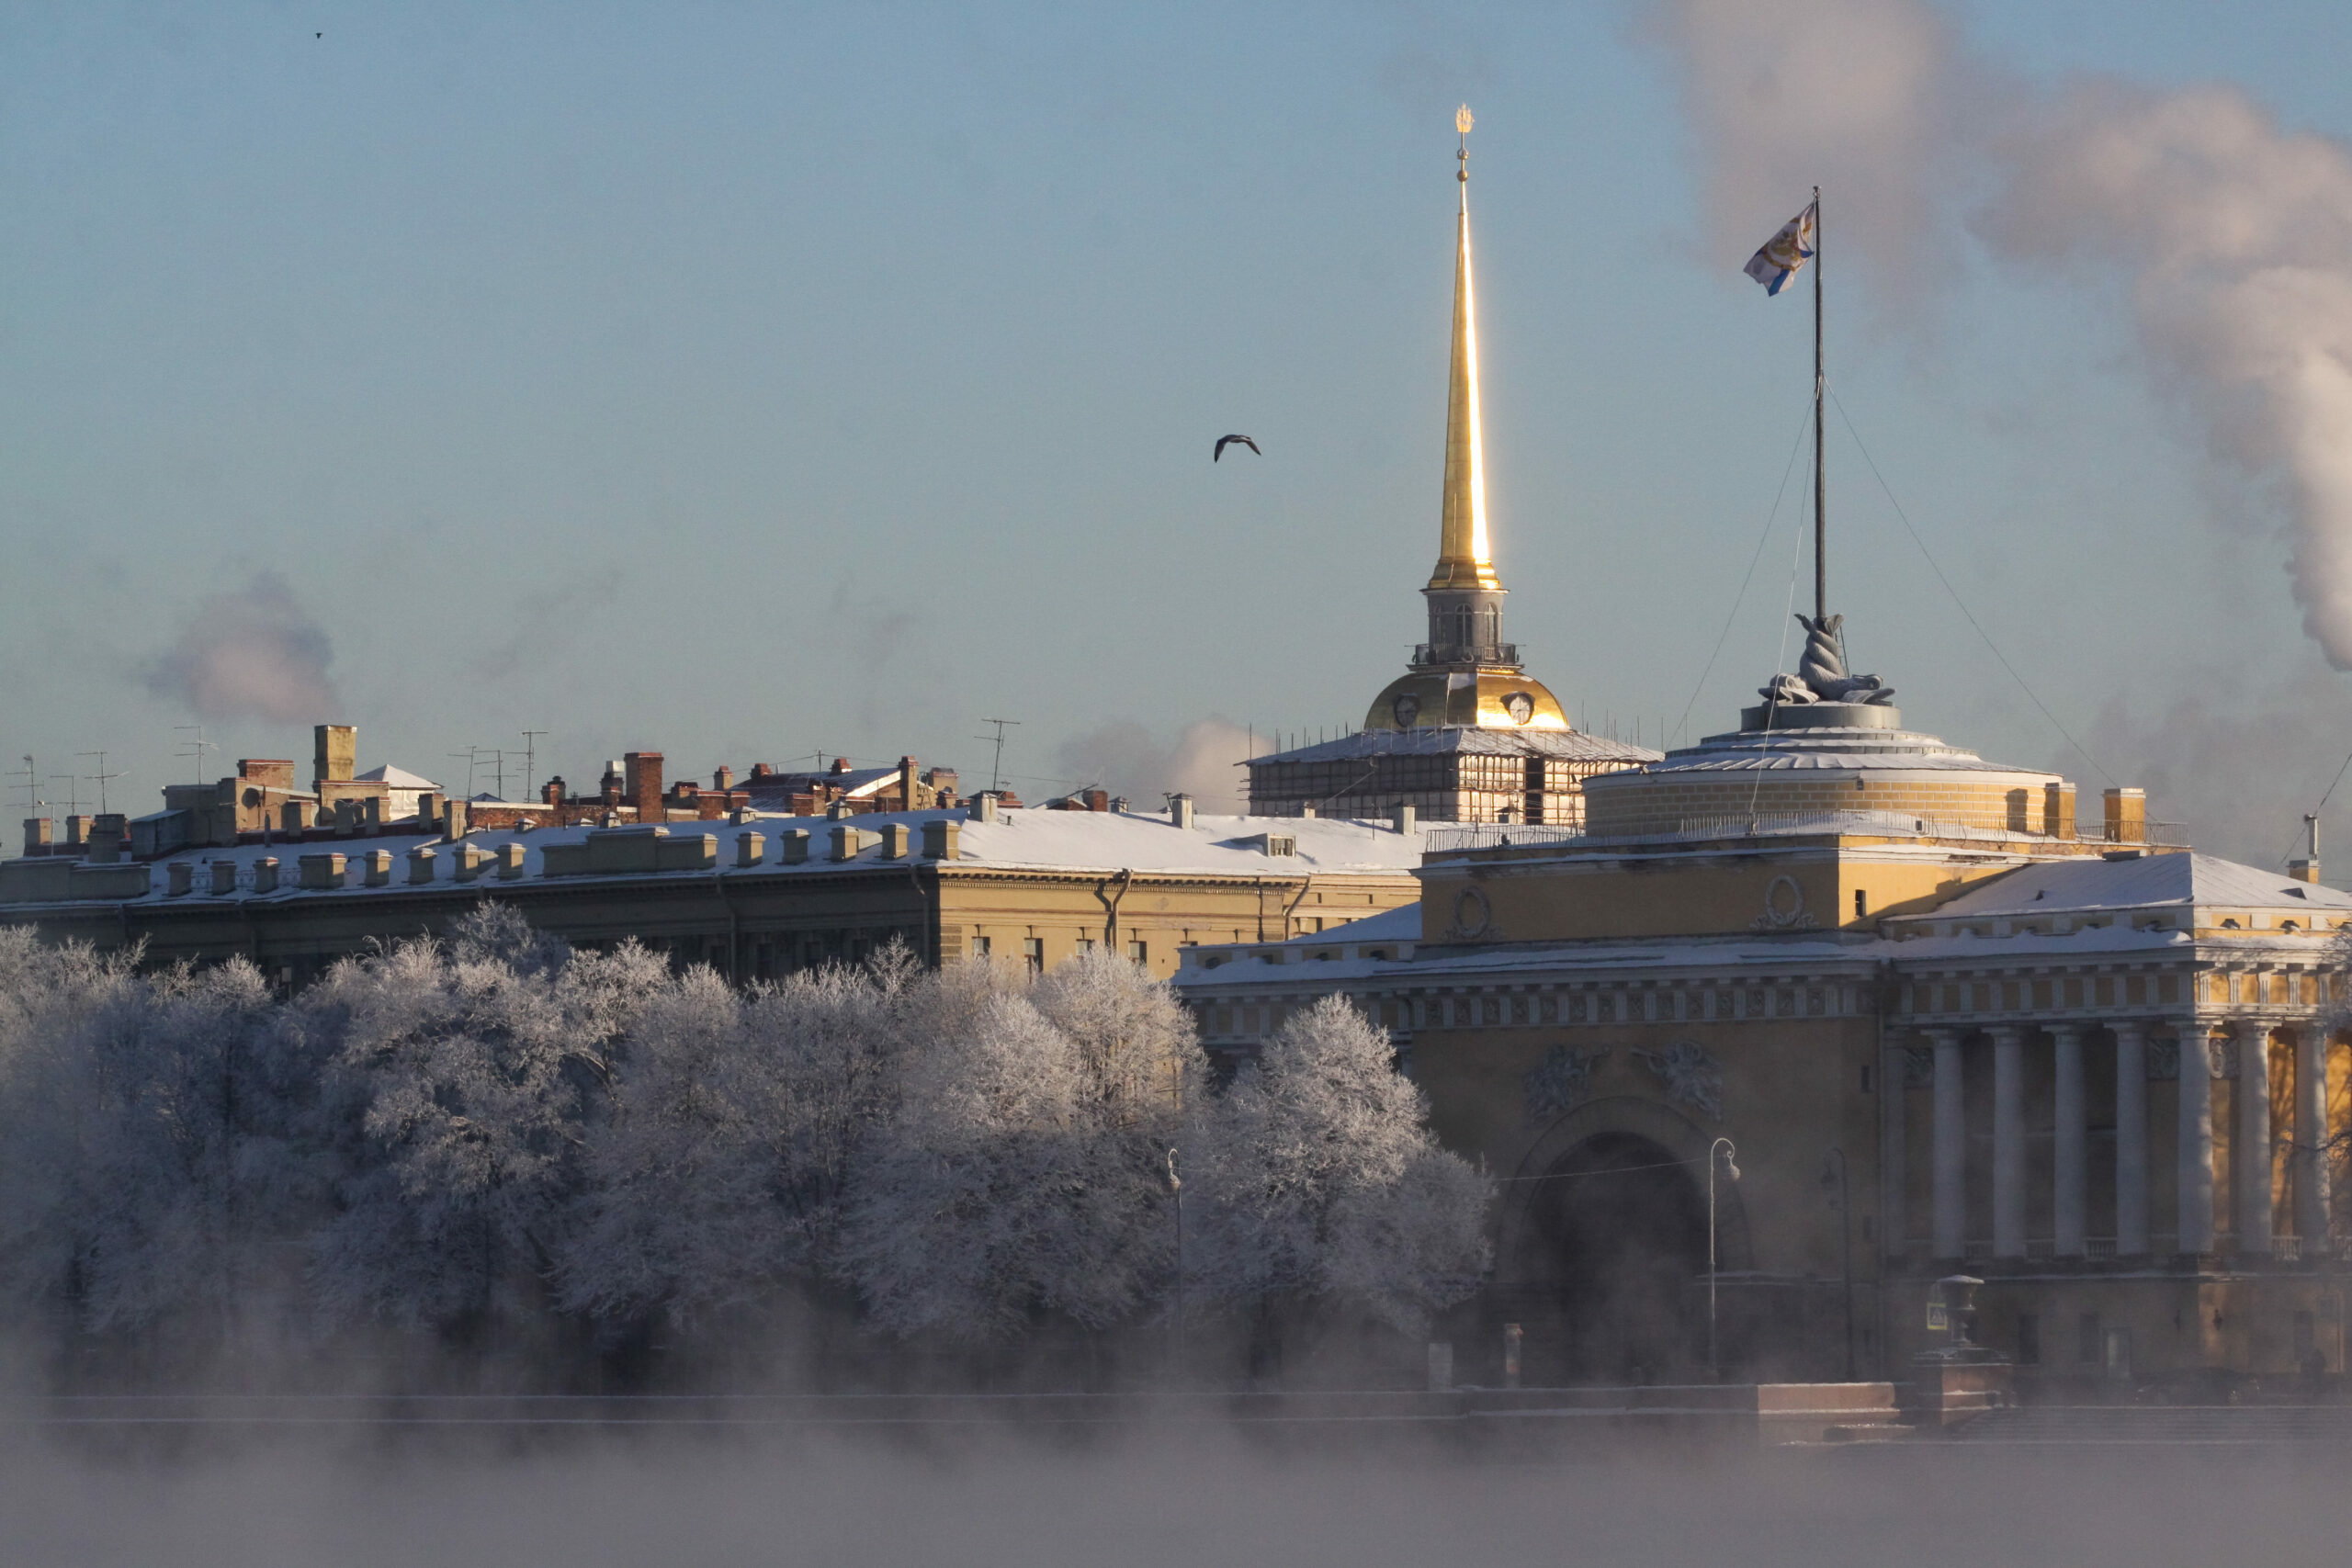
[2102,786,2146,846]
[714,765,734,792]
[542,777,565,807]
[899,755,918,811]
[625,751,663,823]
[1086,788,1109,813]
[313,725,356,791]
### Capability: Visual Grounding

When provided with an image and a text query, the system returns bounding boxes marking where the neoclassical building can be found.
[1245,118,1650,827]
[1182,631,2351,1390]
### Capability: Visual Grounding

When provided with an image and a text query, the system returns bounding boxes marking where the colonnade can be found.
[1887,1018,2334,1261]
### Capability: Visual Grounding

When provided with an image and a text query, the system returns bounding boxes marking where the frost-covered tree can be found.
[71,957,322,1345]
[1030,944,1201,1118]
[839,962,1186,1341]
[0,932,149,1329]
[305,908,668,1338]
[560,942,933,1328]
[0,935,325,1353]
[1191,994,1490,1335]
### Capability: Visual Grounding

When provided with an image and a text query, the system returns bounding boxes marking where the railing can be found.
[1424,824,1584,854]
[1426,808,2190,857]
[1411,642,1519,668]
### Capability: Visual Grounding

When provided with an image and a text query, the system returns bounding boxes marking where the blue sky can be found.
[7,2,2352,863]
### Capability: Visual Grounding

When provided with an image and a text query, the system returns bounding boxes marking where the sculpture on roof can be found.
[1757,613,1896,706]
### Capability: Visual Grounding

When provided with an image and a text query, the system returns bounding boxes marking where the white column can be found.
[2114,1022,2150,1257]
[2178,1030,2216,1256]
[2052,1023,2086,1258]
[1880,1036,1907,1259]
[2291,1022,2329,1247]
[1992,1024,2028,1258]
[1931,1028,1965,1260]
[2239,1020,2273,1256]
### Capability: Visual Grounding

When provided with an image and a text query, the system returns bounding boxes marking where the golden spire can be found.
[1430,104,1502,593]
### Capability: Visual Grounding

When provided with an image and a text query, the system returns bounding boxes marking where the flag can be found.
[1744,203,1816,296]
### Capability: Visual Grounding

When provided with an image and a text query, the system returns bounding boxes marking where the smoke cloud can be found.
[1054,717,1253,811]
[141,571,338,723]
[1652,0,2352,665]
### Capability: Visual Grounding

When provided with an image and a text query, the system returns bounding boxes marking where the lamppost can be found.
[1166,1146,1184,1384]
[1708,1137,1740,1382]
[1822,1146,1855,1381]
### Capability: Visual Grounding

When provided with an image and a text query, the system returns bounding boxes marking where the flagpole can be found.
[1812,186,1825,625]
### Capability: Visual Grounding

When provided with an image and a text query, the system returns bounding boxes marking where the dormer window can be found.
[2281,920,2300,932]
[2221,918,2240,930]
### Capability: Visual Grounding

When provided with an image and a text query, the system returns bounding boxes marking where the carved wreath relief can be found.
[1446,884,1498,942]
[1750,874,1819,933]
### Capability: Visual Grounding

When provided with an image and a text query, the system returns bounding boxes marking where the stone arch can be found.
[1498,1094,1754,1279]
[1494,1095,1750,1383]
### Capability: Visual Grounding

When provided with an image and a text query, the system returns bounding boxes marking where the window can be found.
[1860,1064,1873,1093]
[1126,939,1147,964]
[2016,1313,2041,1365]
[1854,888,1869,919]
[1022,937,1044,975]
[969,935,991,958]
[2077,1312,2101,1364]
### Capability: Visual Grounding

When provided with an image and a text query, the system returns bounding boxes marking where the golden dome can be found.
[1364,669,1570,733]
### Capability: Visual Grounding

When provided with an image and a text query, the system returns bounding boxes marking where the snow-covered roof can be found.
[1305,902,1422,942]
[1612,726,2049,779]
[1923,852,2352,919]
[744,768,898,799]
[1248,728,1658,766]
[356,764,441,791]
[8,808,1427,908]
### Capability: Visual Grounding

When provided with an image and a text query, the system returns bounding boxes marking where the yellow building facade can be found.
[1183,667,2352,1393]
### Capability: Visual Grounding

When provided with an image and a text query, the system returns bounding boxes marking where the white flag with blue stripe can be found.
[1744,203,1816,296]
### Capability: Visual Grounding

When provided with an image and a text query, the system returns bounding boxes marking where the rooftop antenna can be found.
[977,717,1021,795]
[47,772,85,818]
[521,730,548,798]
[9,755,45,818]
[174,725,216,786]
[77,750,126,816]
[449,747,483,799]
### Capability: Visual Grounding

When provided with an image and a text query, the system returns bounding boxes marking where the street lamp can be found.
[1708,1137,1740,1382]
[1822,1146,1855,1381]
[1166,1146,1184,1384]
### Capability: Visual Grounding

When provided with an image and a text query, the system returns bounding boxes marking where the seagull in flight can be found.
[1213,434,1261,462]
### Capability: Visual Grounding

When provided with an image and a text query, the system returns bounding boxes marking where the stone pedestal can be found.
[1903,1353,2016,1427]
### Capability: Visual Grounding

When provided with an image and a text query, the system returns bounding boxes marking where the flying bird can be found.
[1214,434,1261,462]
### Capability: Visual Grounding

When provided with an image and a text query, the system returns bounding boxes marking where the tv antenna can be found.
[9,755,45,818]
[174,725,217,786]
[521,730,548,799]
[77,750,126,816]
[976,717,1021,795]
[48,772,85,818]
[449,747,484,799]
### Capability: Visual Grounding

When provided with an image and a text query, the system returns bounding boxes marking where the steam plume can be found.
[1653,0,2352,666]
[141,571,339,723]
[1054,718,1253,810]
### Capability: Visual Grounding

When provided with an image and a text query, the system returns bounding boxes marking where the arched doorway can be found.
[1521,1131,1710,1383]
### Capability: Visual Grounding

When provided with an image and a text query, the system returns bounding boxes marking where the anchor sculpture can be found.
[1758,613,1897,706]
